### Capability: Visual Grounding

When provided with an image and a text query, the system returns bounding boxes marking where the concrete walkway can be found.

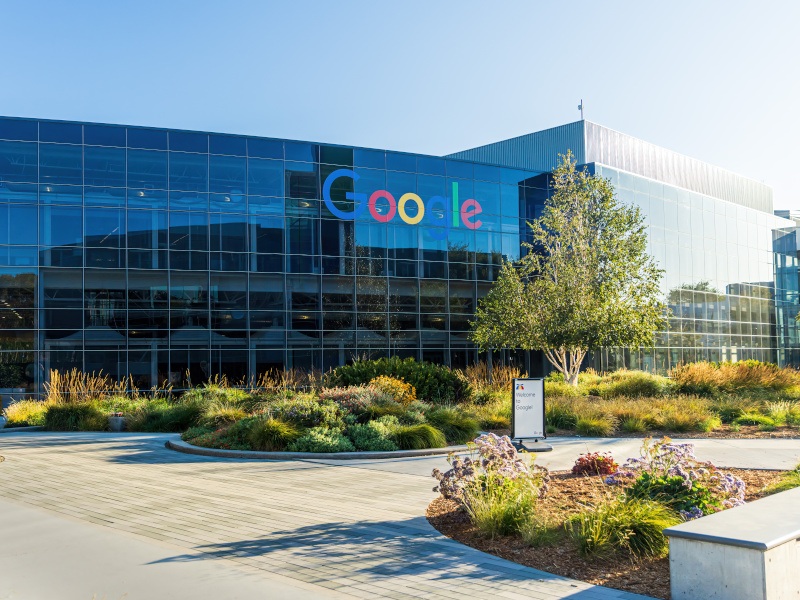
[0,433,798,600]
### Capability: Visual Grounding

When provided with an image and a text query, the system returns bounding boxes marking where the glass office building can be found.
[0,116,796,395]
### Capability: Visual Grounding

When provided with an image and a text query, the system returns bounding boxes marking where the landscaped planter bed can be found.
[427,468,785,600]
[550,425,800,439]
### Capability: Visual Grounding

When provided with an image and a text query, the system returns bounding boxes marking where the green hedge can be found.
[326,357,470,404]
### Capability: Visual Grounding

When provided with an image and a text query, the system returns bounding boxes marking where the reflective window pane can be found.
[84,146,125,188]
[39,144,83,186]
[0,118,37,142]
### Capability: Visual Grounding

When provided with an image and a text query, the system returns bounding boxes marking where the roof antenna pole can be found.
[578,99,584,120]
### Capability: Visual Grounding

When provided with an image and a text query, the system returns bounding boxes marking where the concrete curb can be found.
[0,426,45,434]
[166,437,469,460]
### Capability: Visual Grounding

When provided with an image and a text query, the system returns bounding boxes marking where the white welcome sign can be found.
[511,378,546,440]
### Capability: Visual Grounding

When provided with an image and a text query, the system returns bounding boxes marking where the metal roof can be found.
[446,120,773,213]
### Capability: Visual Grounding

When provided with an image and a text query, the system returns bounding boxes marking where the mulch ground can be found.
[426,468,784,600]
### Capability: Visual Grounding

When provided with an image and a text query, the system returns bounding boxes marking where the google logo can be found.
[322,169,483,239]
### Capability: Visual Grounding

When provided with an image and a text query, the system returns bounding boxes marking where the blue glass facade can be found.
[594,165,798,372]
[0,116,796,395]
[0,117,543,394]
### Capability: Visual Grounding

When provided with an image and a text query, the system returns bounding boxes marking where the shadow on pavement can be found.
[149,517,649,599]
[0,432,337,469]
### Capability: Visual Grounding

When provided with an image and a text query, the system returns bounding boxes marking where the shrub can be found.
[98,395,143,415]
[393,423,446,450]
[607,437,746,518]
[575,414,616,437]
[577,368,603,387]
[271,397,343,429]
[433,433,549,504]
[545,399,577,429]
[519,516,561,548]
[44,368,127,404]
[287,427,356,453]
[200,404,248,428]
[318,385,390,415]
[4,399,49,427]
[568,497,680,558]
[181,426,213,442]
[462,362,525,394]
[600,370,670,398]
[424,407,479,444]
[627,472,717,514]
[572,452,619,476]
[433,434,551,540]
[656,408,709,433]
[126,398,204,432]
[326,356,470,404]
[699,416,722,432]
[346,421,399,451]
[787,406,800,427]
[44,403,107,431]
[397,407,427,425]
[181,383,251,407]
[362,397,407,421]
[463,475,538,538]
[710,397,754,423]
[671,361,800,396]
[733,413,776,428]
[544,380,584,398]
[620,417,648,433]
[476,411,511,430]
[764,401,795,426]
[597,398,652,426]
[184,419,254,450]
[368,376,417,405]
[247,416,301,451]
[469,395,511,431]
[471,388,493,406]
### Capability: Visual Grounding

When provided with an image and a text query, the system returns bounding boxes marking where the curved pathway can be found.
[0,432,798,600]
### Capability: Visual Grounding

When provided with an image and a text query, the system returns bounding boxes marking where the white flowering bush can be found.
[606,437,745,519]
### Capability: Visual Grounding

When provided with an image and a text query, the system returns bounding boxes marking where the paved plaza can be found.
[0,431,798,600]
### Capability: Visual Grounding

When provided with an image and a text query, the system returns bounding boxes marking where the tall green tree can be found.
[471,152,667,385]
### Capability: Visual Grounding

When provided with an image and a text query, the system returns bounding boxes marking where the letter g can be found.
[323,169,367,220]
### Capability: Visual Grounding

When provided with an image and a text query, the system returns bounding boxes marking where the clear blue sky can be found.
[2,1,798,208]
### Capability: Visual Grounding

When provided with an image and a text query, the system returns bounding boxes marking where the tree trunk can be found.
[543,347,586,387]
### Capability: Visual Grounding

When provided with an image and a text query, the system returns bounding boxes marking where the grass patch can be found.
[567,496,680,558]
[126,399,204,432]
[464,477,539,538]
[575,414,616,437]
[733,413,776,428]
[4,400,50,427]
[765,465,800,494]
[424,407,479,444]
[592,370,672,398]
[44,403,107,431]
[392,423,447,450]
[247,417,301,451]
[546,398,578,429]
[619,417,647,433]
